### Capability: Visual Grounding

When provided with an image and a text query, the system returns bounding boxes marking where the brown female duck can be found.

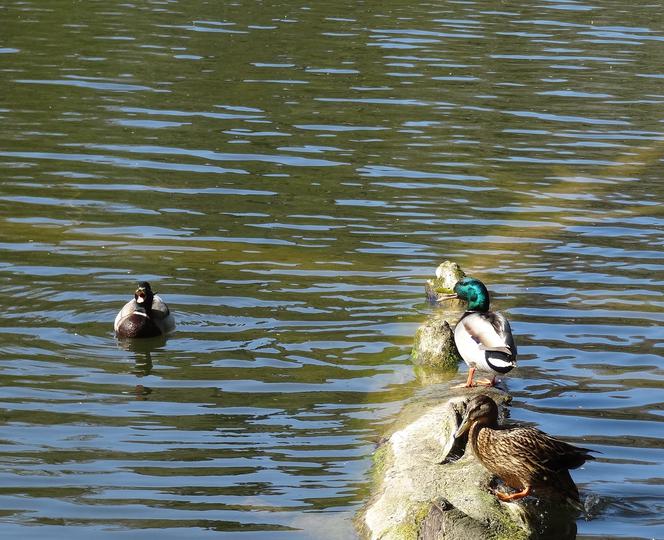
[114,282,175,338]
[454,395,596,506]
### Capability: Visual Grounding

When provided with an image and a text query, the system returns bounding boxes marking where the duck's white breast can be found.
[454,317,493,371]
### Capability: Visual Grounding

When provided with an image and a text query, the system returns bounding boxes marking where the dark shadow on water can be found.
[500,488,580,540]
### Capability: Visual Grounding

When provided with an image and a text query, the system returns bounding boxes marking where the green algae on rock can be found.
[410,315,461,371]
[425,261,466,302]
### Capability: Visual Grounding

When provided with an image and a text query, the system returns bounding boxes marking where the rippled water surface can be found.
[1,1,663,538]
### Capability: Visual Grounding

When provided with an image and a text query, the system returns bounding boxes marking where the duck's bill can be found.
[454,417,471,439]
[135,289,147,303]
[437,293,459,300]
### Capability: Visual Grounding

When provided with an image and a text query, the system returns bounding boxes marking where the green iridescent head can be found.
[453,277,490,311]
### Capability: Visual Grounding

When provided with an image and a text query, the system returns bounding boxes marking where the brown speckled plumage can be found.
[455,395,596,506]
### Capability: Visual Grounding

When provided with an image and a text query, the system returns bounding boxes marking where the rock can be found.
[419,502,490,540]
[412,261,466,372]
[356,388,579,540]
[410,315,461,371]
[425,261,466,303]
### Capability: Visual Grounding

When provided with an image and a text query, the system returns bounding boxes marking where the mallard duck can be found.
[454,395,596,506]
[114,282,175,338]
[450,278,517,387]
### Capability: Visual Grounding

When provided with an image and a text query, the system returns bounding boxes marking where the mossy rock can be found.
[413,260,467,373]
[425,261,466,302]
[357,389,579,540]
[410,315,462,371]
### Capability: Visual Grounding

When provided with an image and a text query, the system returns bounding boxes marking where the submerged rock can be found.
[356,388,579,540]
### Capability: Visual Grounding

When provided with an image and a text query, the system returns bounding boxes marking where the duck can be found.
[454,395,596,507]
[449,277,517,387]
[114,281,175,338]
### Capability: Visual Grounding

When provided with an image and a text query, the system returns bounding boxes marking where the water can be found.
[1,0,663,538]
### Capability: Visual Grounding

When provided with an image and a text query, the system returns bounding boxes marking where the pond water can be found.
[1,0,663,538]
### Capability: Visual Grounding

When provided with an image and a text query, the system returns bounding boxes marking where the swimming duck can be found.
[450,278,517,387]
[454,395,596,506]
[114,282,175,338]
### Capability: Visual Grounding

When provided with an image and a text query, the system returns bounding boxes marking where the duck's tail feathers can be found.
[486,352,516,374]
[480,345,513,355]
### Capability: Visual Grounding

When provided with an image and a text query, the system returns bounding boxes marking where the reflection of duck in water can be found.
[117,340,159,401]
[132,350,154,377]
[114,282,175,338]
[116,328,164,376]
[449,278,517,387]
[455,395,596,507]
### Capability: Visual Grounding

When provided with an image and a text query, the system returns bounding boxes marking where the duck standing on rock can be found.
[114,282,175,338]
[454,395,596,508]
[448,277,517,387]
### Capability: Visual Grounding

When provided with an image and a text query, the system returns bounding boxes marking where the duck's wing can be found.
[114,299,139,331]
[491,427,595,473]
[150,295,171,318]
[483,427,594,506]
[458,312,516,355]
[151,295,176,333]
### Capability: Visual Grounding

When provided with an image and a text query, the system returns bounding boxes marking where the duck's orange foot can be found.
[495,486,531,502]
[454,377,495,388]
[452,367,478,388]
